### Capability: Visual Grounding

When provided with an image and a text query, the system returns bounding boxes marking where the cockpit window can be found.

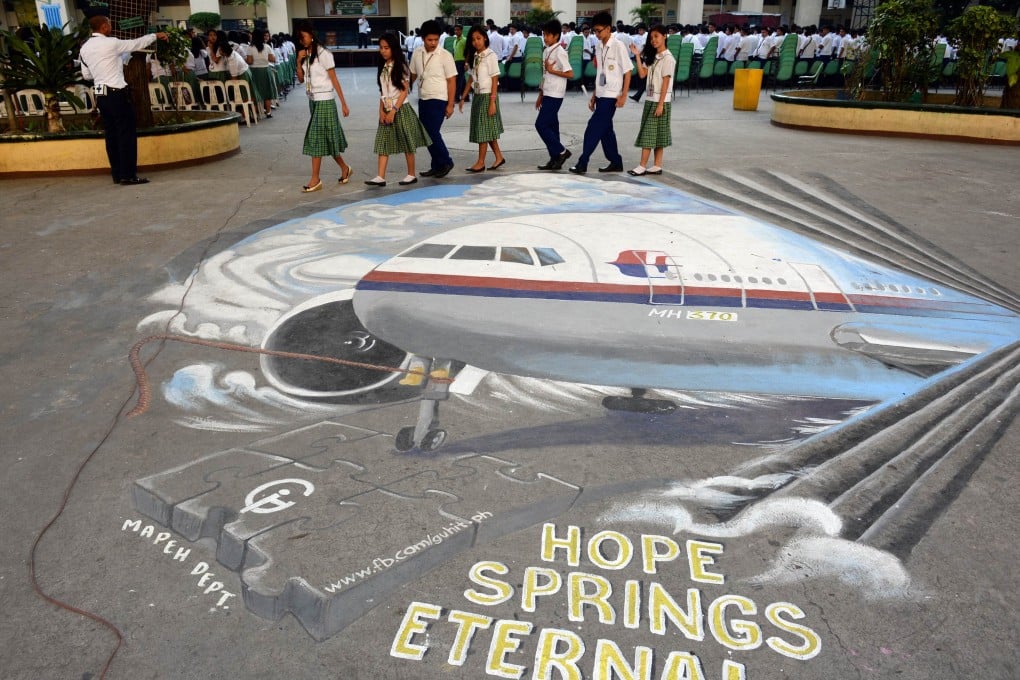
[403,243,456,259]
[535,248,565,266]
[450,245,497,261]
[500,247,534,265]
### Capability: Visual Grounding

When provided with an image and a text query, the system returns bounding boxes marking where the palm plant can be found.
[437,0,457,22]
[630,3,663,26]
[0,23,89,133]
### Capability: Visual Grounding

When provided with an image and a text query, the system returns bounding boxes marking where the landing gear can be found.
[602,388,678,414]
[393,358,452,453]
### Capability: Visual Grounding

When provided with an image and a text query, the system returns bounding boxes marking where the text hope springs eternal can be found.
[389,523,822,679]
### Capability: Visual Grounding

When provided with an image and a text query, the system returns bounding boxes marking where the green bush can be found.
[948,6,1015,107]
[188,12,221,32]
[866,0,939,101]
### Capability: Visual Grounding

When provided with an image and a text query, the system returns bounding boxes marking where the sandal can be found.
[301,180,323,193]
[339,165,354,184]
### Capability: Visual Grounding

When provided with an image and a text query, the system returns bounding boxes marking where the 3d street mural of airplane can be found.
[127,174,1020,664]
[256,198,1019,452]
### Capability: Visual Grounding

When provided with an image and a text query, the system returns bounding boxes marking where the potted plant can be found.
[0,23,89,133]
[630,3,663,26]
[188,12,222,32]
[437,0,456,23]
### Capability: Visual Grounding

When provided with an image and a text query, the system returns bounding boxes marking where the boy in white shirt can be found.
[569,12,630,174]
[535,19,574,170]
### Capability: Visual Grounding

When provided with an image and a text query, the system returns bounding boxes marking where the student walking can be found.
[365,33,431,187]
[534,19,574,170]
[569,12,631,174]
[295,22,353,193]
[409,20,457,178]
[458,26,505,173]
[630,25,674,176]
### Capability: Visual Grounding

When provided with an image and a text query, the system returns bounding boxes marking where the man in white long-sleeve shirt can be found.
[79,15,168,185]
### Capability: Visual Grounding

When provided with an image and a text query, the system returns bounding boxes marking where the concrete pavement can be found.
[2,70,1019,679]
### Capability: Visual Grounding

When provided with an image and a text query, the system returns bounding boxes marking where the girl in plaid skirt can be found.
[457,26,506,172]
[365,33,431,187]
[296,21,353,193]
[629,25,675,176]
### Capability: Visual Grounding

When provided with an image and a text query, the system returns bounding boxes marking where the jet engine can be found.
[259,290,417,403]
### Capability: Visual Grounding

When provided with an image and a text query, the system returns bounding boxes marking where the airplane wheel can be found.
[395,426,416,452]
[420,429,447,452]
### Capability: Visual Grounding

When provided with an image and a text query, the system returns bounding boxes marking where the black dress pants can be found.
[96,88,138,182]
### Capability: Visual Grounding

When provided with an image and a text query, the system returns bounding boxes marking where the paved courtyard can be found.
[2,71,1019,679]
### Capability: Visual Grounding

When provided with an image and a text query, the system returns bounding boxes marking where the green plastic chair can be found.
[443,36,454,55]
[567,35,583,83]
[768,34,798,89]
[794,59,811,76]
[697,36,718,91]
[667,34,682,64]
[520,36,544,100]
[673,41,694,96]
[729,59,746,75]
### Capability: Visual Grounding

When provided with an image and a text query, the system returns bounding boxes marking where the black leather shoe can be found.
[120,177,150,185]
[551,149,572,169]
[433,163,454,178]
[598,164,623,173]
[419,168,437,177]
[537,159,557,170]
[568,165,587,174]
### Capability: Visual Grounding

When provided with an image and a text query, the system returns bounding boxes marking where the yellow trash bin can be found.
[733,68,763,111]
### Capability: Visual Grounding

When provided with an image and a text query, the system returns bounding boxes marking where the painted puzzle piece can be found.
[133,421,583,640]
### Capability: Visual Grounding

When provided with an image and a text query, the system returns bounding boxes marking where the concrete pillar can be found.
[738,0,764,12]
[407,2,432,33]
[614,0,640,24]
[677,0,705,26]
[484,0,509,26]
[551,0,578,24]
[794,0,823,27]
[188,0,221,16]
[264,0,289,35]
[778,0,794,24]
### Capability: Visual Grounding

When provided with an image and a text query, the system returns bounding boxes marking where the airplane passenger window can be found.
[930,288,941,296]
[403,243,457,258]
[777,278,787,285]
[693,273,704,281]
[534,248,565,266]
[747,276,758,284]
[733,275,742,283]
[721,275,731,282]
[450,246,497,261]
[762,277,772,284]
[500,247,534,265]
[707,274,717,281]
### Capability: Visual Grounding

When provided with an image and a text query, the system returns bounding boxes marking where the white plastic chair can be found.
[148,82,170,110]
[225,78,258,126]
[200,80,228,111]
[168,81,200,110]
[59,85,95,114]
[16,89,46,115]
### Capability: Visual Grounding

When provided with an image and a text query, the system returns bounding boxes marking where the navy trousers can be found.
[418,97,453,170]
[576,97,622,170]
[534,96,565,157]
[96,88,138,182]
